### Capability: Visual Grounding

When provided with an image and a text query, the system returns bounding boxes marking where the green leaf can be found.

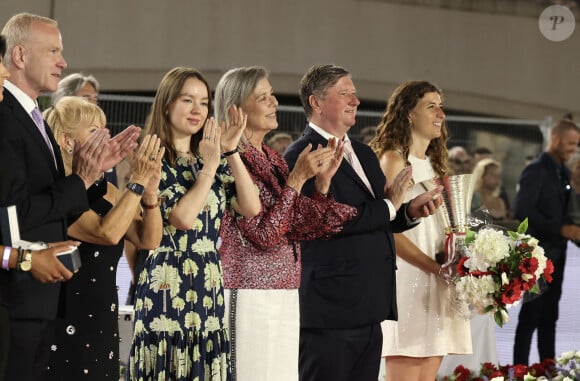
[465,230,476,245]
[529,284,540,294]
[518,218,529,234]
[494,310,504,327]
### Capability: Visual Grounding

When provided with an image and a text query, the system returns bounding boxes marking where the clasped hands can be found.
[384,166,443,219]
[288,138,344,193]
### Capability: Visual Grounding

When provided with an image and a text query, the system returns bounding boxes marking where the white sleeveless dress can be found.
[381,155,472,357]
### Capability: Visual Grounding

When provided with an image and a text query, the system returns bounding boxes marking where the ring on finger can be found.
[317,160,323,167]
[149,156,156,161]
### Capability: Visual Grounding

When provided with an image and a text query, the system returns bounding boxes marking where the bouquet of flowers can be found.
[452,218,554,327]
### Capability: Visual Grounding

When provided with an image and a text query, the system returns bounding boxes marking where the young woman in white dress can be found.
[369,81,472,381]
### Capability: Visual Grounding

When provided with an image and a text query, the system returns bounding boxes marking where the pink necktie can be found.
[31,106,56,162]
[343,140,374,196]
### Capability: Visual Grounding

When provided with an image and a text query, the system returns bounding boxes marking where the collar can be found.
[4,80,38,114]
[308,122,352,145]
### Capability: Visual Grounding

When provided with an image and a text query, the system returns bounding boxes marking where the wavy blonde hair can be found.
[44,96,106,175]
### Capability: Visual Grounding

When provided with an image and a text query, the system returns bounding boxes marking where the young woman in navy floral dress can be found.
[127,67,260,381]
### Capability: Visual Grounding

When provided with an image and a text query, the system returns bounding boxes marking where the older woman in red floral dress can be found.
[216,66,357,381]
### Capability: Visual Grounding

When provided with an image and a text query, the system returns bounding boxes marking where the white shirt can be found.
[308,122,396,221]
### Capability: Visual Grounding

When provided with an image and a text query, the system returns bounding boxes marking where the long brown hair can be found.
[369,80,449,176]
[144,67,211,167]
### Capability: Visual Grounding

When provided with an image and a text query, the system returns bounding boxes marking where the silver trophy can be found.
[420,174,475,281]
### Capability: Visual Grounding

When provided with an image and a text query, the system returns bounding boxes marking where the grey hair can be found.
[1,13,57,66]
[52,73,100,105]
[214,66,268,128]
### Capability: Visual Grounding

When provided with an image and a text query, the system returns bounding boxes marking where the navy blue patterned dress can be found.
[128,155,235,381]
[47,195,124,380]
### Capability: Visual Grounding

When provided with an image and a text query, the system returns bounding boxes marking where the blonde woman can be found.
[44,96,163,380]
[471,158,508,220]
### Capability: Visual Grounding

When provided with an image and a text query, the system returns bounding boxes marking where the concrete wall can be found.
[1,0,578,119]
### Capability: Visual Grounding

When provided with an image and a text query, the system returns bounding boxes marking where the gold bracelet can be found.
[141,197,161,209]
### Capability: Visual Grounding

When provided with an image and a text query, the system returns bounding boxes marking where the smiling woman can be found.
[369,81,472,381]
[215,66,357,381]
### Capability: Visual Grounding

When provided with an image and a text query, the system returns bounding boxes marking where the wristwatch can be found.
[19,250,32,272]
[126,182,145,196]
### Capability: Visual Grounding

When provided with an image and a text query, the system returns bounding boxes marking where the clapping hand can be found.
[199,117,222,173]
[287,143,335,192]
[101,125,141,172]
[384,166,413,211]
[407,186,444,220]
[220,105,247,153]
[128,134,164,195]
[315,137,345,194]
[73,128,111,188]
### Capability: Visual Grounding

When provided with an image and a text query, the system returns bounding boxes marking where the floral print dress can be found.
[128,155,235,381]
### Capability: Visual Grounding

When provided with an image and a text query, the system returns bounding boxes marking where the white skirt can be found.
[224,289,299,381]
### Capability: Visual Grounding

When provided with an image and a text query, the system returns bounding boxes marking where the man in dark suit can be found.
[513,119,580,365]
[284,64,442,381]
[0,13,114,381]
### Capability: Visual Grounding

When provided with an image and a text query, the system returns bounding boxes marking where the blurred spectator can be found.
[472,146,512,215]
[472,146,493,163]
[51,73,99,105]
[359,125,377,145]
[266,132,293,154]
[448,145,472,174]
[471,158,510,221]
[567,154,580,226]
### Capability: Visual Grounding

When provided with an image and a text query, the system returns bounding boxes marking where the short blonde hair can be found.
[1,13,57,66]
[44,96,106,175]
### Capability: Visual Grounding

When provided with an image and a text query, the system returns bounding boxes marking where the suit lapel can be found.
[349,140,383,198]
[303,126,377,198]
[5,91,59,175]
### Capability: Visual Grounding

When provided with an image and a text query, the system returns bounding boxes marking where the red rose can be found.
[521,276,536,291]
[453,365,472,381]
[512,364,529,378]
[501,280,523,305]
[544,260,554,283]
[479,362,497,375]
[517,242,534,254]
[519,257,539,275]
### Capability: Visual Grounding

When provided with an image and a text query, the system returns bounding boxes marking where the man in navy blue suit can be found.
[513,118,580,365]
[284,64,442,381]
[0,13,138,381]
